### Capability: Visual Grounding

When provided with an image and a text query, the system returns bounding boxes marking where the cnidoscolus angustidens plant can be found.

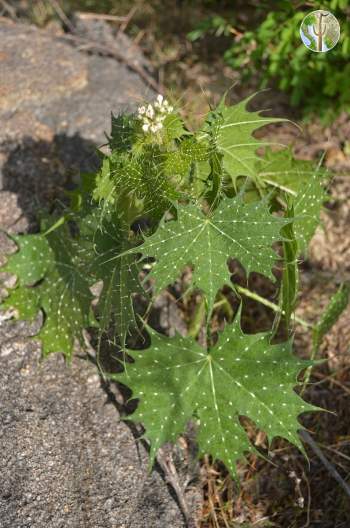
[1,93,347,478]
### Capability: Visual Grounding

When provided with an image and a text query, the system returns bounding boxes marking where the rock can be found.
[73,13,151,72]
[0,19,154,228]
[0,321,185,528]
[0,21,87,113]
[0,20,187,528]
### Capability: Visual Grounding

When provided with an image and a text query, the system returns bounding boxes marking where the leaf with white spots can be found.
[132,194,289,315]
[254,148,327,252]
[1,225,94,359]
[255,147,325,195]
[114,313,318,476]
[293,166,327,252]
[93,157,115,206]
[1,234,53,285]
[215,94,285,188]
[163,113,187,142]
[110,151,180,221]
[83,215,143,349]
[164,137,209,180]
[1,283,39,320]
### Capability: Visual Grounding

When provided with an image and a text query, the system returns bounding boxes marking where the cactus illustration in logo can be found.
[313,11,329,51]
[300,10,340,53]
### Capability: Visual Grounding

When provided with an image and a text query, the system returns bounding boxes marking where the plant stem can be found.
[234,285,312,329]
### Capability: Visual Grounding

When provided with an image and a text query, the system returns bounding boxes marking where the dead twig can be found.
[312,370,350,396]
[0,0,17,19]
[58,32,163,94]
[300,429,350,499]
[117,5,138,36]
[156,446,193,527]
[47,0,75,33]
[75,11,128,23]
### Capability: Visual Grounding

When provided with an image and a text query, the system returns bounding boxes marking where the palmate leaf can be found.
[215,94,285,188]
[111,151,180,221]
[1,283,39,320]
[1,225,94,359]
[109,112,136,153]
[93,158,115,205]
[254,148,327,252]
[82,214,143,349]
[1,234,53,285]
[164,137,209,179]
[163,113,187,142]
[255,147,324,194]
[132,194,289,314]
[293,166,327,252]
[96,251,142,350]
[2,209,143,357]
[115,313,317,475]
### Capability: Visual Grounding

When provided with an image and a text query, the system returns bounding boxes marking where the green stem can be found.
[234,285,312,329]
[42,215,66,236]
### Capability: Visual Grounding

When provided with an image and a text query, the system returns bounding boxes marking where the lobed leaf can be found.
[86,216,143,350]
[255,147,323,194]
[132,193,289,315]
[1,225,94,359]
[115,313,318,476]
[293,165,328,252]
[215,94,285,188]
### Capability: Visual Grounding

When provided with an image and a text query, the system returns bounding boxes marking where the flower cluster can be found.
[137,94,174,134]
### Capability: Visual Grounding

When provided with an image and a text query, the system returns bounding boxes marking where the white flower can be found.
[150,123,163,133]
[139,96,175,136]
[146,104,154,119]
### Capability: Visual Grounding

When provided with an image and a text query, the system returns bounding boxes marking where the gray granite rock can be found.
[0,321,185,528]
[0,20,187,528]
[0,18,154,228]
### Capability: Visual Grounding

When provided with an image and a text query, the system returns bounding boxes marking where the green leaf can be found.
[109,112,136,153]
[163,113,187,142]
[313,282,350,352]
[255,148,327,252]
[115,314,317,476]
[1,234,53,285]
[93,158,115,205]
[293,166,327,252]
[67,172,96,213]
[216,94,284,188]
[111,151,180,221]
[164,137,209,179]
[1,285,39,320]
[132,194,289,315]
[85,216,143,349]
[2,225,94,359]
[255,148,323,195]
